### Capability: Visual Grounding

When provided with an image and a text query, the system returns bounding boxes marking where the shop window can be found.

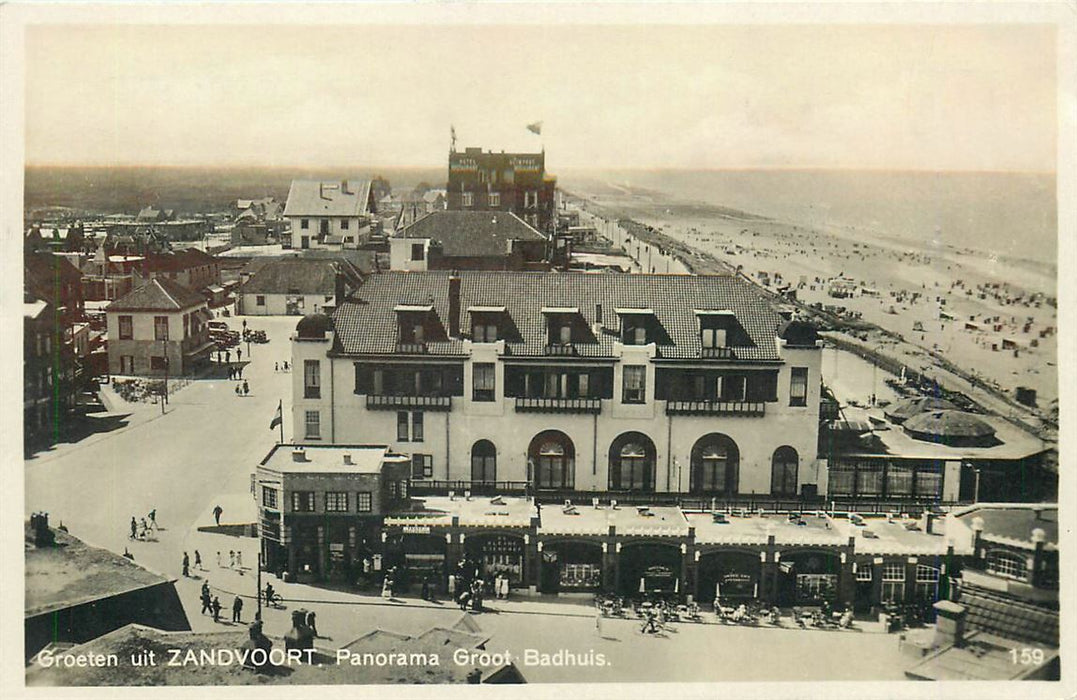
[881,562,906,603]
[886,464,914,496]
[915,468,942,498]
[915,564,941,601]
[357,491,372,512]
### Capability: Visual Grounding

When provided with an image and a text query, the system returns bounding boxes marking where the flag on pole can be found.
[269,401,282,431]
[526,121,543,135]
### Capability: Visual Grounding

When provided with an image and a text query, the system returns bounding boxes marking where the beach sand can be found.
[567,187,1058,411]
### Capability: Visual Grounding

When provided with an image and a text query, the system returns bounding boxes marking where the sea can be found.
[559,168,1058,270]
[25,165,1058,270]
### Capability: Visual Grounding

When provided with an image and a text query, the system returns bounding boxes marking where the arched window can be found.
[770,446,799,496]
[608,432,656,492]
[986,550,1028,581]
[471,440,496,483]
[529,431,575,489]
[690,434,739,495]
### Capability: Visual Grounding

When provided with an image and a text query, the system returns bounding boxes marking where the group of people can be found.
[128,509,158,541]
[200,581,245,624]
[227,365,245,380]
[234,380,250,396]
[273,361,290,372]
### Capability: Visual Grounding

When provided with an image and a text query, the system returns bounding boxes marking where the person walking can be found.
[242,380,249,396]
[213,505,223,526]
[232,595,243,623]
[225,350,231,364]
[275,362,279,372]
[229,550,236,569]
[194,550,203,570]
[306,610,318,637]
[235,550,243,570]
[201,582,211,614]
[216,550,222,567]
[129,516,137,540]
[447,573,456,599]
[211,596,222,623]
[148,509,157,530]
[182,552,190,578]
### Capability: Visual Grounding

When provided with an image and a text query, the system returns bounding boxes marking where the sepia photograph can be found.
[3,2,1074,697]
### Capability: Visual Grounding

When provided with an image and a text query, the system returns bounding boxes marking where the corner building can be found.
[291,270,823,499]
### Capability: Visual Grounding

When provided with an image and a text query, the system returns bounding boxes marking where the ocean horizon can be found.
[24,164,1057,271]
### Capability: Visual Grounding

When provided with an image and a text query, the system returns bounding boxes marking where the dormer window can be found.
[701,328,727,349]
[696,309,741,359]
[395,304,436,351]
[616,308,656,346]
[541,307,581,352]
[468,306,506,343]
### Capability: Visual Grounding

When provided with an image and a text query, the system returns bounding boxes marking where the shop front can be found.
[385,526,448,593]
[618,542,683,597]
[698,550,762,603]
[777,549,842,605]
[539,541,604,594]
[465,533,526,587]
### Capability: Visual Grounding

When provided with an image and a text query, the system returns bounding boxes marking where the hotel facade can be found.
[290,270,824,500]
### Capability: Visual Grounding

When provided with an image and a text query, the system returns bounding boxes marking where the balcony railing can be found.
[366,394,452,411]
[515,397,602,414]
[701,346,735,359]
[544,344,577,356]
[395,342,429,354]
[665,400,766,417]
[409,480,531,497]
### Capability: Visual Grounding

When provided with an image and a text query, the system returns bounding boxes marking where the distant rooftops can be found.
[283,180,374,218]
[238,257,364,297]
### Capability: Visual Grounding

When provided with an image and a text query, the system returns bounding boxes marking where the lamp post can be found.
[161,340,169,414]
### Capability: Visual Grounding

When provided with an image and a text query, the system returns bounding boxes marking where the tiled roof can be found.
[141,248,217,273]
[283,180,373,218]
[958,583,1059,648]
[399,211,546,257]
[331,271,784,361]
[238,258,364,296]
[107,277,206,312]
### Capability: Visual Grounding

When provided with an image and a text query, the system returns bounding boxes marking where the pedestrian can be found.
[235,384,241,396]
[129,516,137,540]
[306,610,318,637]
[182,552,190,578]
[213,505,223,526]
[275,362,279,372]
[238,365,244,379]
[211,596,222,623]
[284,360,289,371]
[216,550,222,567]
[201,587,211,615]
[595,610,603,638]
[232,595,243,623]
[229,550,236,568]
[421,575,430,601]
[237,348,242,362]
[236,550,243,570]
[500,575,509,600]
[447,573,456,599]
[243,380,249,396]
[148,509,157,529]
[225,350,231,363]
[194,550,202,570]
[140,517,149,538]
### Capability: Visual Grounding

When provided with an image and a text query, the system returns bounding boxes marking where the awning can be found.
[183,339,217,357]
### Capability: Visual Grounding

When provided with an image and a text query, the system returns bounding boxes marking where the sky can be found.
[24,22,1057,171]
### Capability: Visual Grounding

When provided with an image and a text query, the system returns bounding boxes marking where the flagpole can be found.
[278,400,284,445]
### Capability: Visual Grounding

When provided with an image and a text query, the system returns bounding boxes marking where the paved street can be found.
[25,313,916,683]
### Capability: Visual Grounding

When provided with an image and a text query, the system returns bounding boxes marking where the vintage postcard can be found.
[3,2,1073,698]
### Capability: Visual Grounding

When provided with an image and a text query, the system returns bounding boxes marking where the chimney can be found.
[343,453,353,465]
[31,512,55,548]
[341,179,349,194]
[334,269,347,307]
[932,600,968,648]
[448,274,461,338]
[924,511,936,534]
[291,447,307,463]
